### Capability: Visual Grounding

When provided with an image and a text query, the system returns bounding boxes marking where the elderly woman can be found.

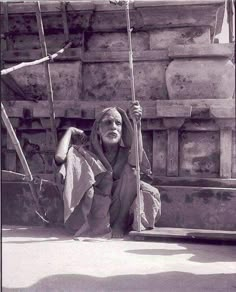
[55,101,161,238]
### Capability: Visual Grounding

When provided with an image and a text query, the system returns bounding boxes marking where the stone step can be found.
[129,227,236,242]
[2,171,236,231]
[2,173,64,226]
[156,185,236,231]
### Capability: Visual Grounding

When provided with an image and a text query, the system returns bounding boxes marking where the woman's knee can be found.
[141,181,161,202]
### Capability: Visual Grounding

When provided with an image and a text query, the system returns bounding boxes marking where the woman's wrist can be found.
[66,127,72,134]
[67,127,84,137]
[135,120,141,131]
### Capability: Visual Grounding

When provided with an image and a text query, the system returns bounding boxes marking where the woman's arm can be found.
[55,127,85,164]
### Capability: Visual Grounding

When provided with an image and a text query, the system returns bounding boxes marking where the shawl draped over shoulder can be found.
[58,107,161,238]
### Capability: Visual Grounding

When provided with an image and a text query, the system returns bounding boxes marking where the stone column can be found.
[216,119,235,178]
[163,118,185,177]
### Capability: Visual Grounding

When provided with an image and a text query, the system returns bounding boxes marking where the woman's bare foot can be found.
[112,224,125,238]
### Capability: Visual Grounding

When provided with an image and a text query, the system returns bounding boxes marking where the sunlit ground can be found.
[2,225,236,291]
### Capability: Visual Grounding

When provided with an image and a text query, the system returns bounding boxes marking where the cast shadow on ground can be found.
[125,242,236,264]
[2,225,71,243]
[3,272,236,292]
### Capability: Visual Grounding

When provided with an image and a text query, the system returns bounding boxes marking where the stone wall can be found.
[1,0,235,230]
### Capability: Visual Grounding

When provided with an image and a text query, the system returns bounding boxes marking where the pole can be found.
[35,1,58,148]
[109,0,141,232]
[125,1,142,232]
[1,102,49,223]
[1,42,72,76]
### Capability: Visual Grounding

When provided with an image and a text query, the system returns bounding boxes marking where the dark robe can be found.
[59,107,161,238]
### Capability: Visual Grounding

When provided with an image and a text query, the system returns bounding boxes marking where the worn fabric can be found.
[60,107,161,237]
[59,146,106,223]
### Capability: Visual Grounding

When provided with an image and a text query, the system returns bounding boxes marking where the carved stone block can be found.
[150,27,210,49]
[82,61,168,101]
[157,186,236,230]
[7,62,82,101]
[166,58,235,100]
[179,131,220,177]
[85,31,149,52]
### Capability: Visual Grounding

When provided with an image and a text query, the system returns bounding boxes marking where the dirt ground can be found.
[2,225,236,292]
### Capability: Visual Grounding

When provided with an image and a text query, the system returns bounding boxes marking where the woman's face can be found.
[98,109,122,145]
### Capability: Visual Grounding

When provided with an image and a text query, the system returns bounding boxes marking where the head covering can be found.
[89,107,133,171]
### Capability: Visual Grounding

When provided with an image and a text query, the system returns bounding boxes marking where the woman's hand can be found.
[129,101,142,123]
[55,127,88,164]
[68,127,89,144]
[128,101,144,166]
[68,127,84,136]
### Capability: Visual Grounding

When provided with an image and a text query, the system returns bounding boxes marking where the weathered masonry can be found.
[1,0,235,230]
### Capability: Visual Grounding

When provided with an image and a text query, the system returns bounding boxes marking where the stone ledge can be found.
[1,0,224,14]
[210,106,236,118]
[1,1,224,35]
[2,180,63,226]
[134,0,224,7]
[168,43,234,58]
[129,227,236,242]
[2,180,236,230]
[2,48,169,62]
[3,44,232,63]
[153,176,236,188]
[0,2,95,14]
[8,173,236,187]
[2,100,235,119]
[156,105,192,117]
[156,185,236,231]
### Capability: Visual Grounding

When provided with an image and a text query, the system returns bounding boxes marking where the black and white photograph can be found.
[1,0,236,291]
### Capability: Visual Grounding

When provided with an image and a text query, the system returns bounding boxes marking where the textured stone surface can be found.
[82,63,130,100]
[150,27,210,49]
[157,186,236,230]
[138,4,220,33]
[82,61,168,100]
[153,130,167,176]
[13,131,55,174]
[2,130,7,170]
[85,32,149,52]
[1,80,16,100]
[8,14,38,34]
[179,131,220,177]
[8,12,92,34]
[134,62,169,100]
[21,131,47,152]
[169,43,234,58]
[232,131,236,178]
[2,181,63,226]
[11,33,83,50]
[90,10,143,31]
[16,151,55,175]
[3,180,236,231]
[1,1,234,231]
[166,58,235,99]
[6,62,82,101]
[142,131,153,166]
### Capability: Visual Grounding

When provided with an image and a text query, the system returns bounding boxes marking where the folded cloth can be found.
[59,146,106,223]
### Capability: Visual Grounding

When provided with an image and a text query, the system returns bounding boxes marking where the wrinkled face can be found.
[98,109,122,145]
